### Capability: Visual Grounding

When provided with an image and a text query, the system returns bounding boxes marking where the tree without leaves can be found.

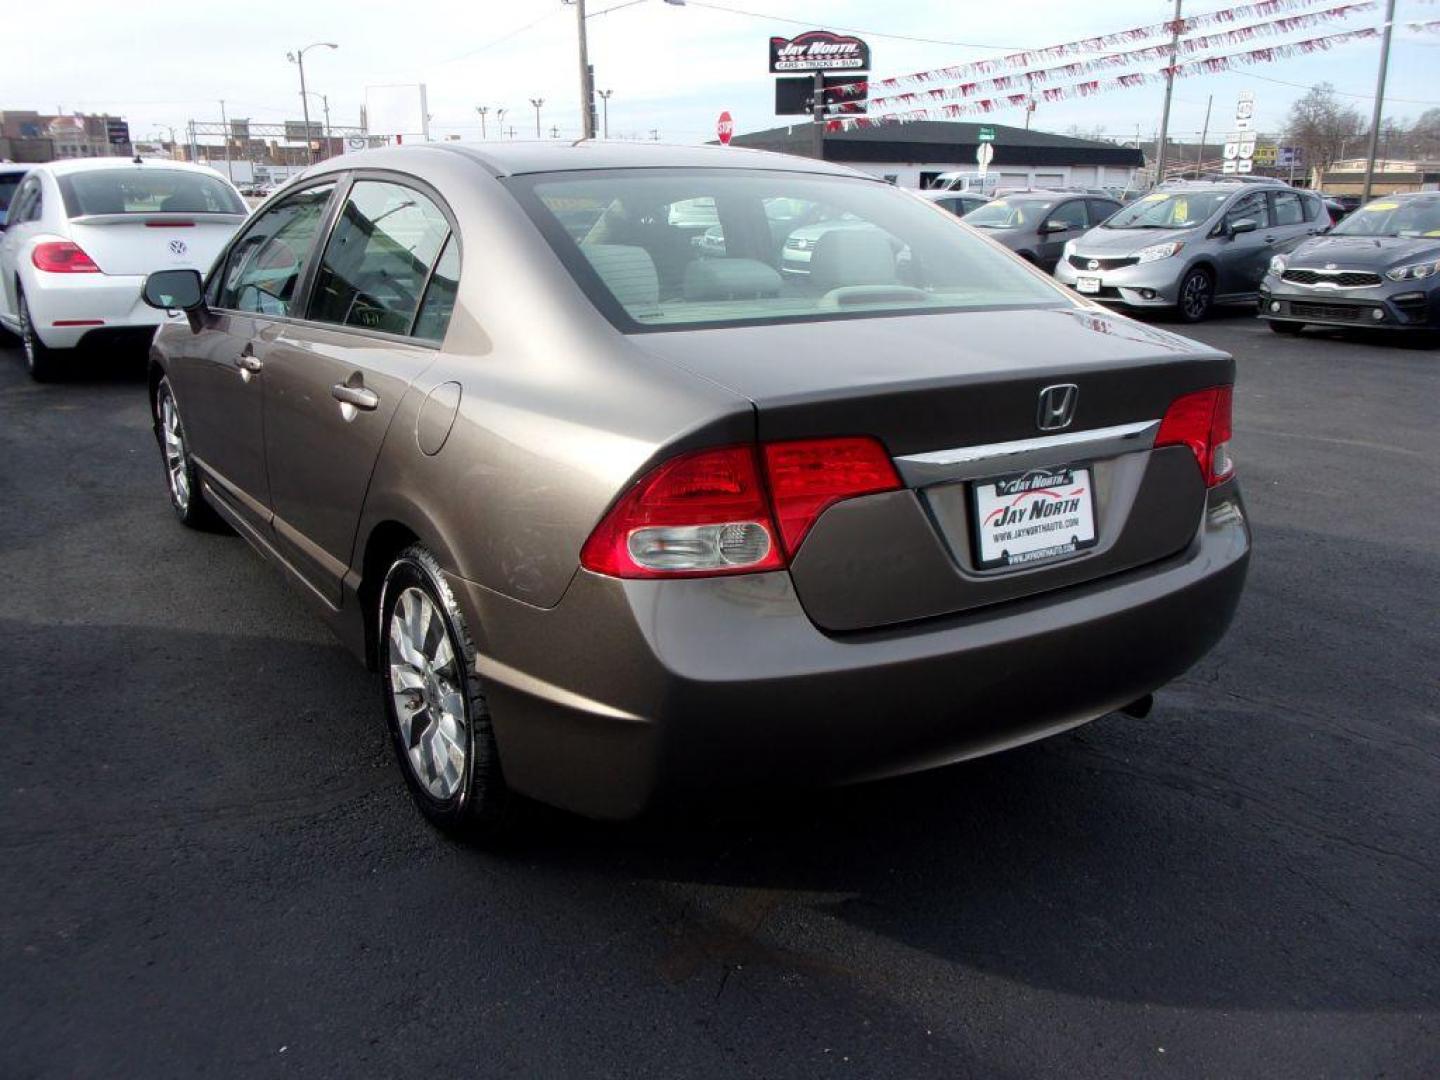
[1285,83,1365,172]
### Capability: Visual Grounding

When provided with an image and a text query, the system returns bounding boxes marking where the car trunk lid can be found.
[66,212,243,276]
[636,306,1233,631]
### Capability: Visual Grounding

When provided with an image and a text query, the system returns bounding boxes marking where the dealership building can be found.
[728,120,1145,191]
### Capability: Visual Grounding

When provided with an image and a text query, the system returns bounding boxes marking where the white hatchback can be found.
[0,158,247,380]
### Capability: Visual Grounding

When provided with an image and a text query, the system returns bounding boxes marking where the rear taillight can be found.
[32,241,101,274]
[763,437,901,557]
[580,436,900,579]
[1156,386,1234,487]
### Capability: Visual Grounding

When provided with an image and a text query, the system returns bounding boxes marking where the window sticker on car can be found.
[1141,193,1167,202]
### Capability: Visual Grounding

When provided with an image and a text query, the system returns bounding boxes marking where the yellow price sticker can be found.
[1141,193,1167,202]
[1367,201,1400,211]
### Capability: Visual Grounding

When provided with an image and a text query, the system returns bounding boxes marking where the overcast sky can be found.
[5,0,1440,146]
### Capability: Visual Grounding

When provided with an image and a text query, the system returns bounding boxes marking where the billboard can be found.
[365,83,429,141]
[105,118,131,145]
[769,31,870,73]
[775,75,869,116]
[284,120,324,143]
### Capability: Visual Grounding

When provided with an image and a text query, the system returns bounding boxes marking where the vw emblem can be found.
[168,239,188,256]
[1086,259,1100,271]
[1036,383,1079,432]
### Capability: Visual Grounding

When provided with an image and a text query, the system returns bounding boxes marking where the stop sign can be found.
[717,111,734,146]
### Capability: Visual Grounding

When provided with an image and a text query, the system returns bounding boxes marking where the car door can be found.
[1086,198,1121,229]
[1214,190,1274,296]
[0,175,43,323]
[1269,189,1325,254]
[1036,198,1089,271]
[259,176,457,604]
[167,181,339,532]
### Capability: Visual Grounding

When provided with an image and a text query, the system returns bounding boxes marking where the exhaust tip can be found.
[1120,693,1154,719]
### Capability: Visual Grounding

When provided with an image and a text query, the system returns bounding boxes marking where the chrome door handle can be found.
[234,354,263,373]
[331,383,379,411]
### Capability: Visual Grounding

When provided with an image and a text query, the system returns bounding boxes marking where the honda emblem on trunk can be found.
[1036,383,1078,431]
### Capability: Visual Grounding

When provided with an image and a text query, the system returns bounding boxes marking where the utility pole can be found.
[219,99,232,181]
[496,107,508,137]
[1195,93,1212,177]
[1362,0,1396,202]
[550,125,560,139]
[811,70,825,160]
[1155,0,1183,183]
[188,119,198,164]
[475,105,488,139]
[287,42,338,165]
[598,89,613,139]
[649,129,660,141]
[321,94,331,149]
[530,98,544,138]
[574,0,596,139]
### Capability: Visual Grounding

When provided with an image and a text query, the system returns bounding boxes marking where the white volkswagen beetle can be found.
[0,158,247,380]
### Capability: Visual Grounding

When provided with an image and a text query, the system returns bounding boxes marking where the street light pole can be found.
[1195,93,1212,178]
[1155,0,1183,184]
[530,99,545,138]
[496,108,508,138]
[287,42,338,164]
[476,106,489,139]
[1361,0,1396,203]
[219,99,232,182]
[574,0,595,139]
[598,89,613,139]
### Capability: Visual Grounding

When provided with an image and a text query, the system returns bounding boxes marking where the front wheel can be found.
[380,545,512,837]
[1268,320,1304,335]
[18,292,63,382]
[1176,268,1215,323]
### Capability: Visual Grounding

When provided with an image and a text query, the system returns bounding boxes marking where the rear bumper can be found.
[453,483,1250,820]
[1257,280,1440,330]
[25,271,177,349]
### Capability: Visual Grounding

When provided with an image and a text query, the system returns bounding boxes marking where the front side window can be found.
[509,168,1066,331]
[1225,191,1272,230]
[216,183,335,316]
[1047,200,1089,230]
[308,180,451,335]
[57,168,245,217]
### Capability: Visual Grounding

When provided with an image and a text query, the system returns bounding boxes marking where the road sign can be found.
[1252,144,1278,166]
[716,111,734,146]
[1222,160,1238,174]
[1236,159,1253,174]
[1237,132,1257,159]
[978,126,996,142]
[976,142,994,167]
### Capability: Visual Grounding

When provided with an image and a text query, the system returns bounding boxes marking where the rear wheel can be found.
[1268,320,1304,335]
[18,292,63,382]
[380,545,512,837]
[1176,268,1214,323]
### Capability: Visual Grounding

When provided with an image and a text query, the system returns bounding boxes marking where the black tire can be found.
[1176,268,1215,323]
[380,545,513,838]
[153,375,222,530]
[1268,320,1304,335]
[18,291,63,382]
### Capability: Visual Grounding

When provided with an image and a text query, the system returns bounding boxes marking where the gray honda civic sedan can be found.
[140,141,1250,833]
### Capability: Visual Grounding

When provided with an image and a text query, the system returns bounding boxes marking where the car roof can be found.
[917,189,987,201]
[297,139,872,182]
[31,157,236,180]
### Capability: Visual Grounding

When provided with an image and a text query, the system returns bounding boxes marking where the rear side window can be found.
[216,183,335,316]
[1272,190,1305,226]
[308,180,451,336]
[1086,199,1120,224]
[0,173,24,218]
[57,169,245,217]
[411,236,460,343]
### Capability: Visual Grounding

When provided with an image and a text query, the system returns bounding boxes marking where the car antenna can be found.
[133,154,143,164]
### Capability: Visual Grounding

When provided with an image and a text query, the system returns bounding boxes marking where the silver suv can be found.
[1054,180,1327,321]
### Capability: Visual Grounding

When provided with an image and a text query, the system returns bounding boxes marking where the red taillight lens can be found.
[579,446,785,578]
[32,241,101,273]
[1155,386,1234,487]
[763,436,901,557]
[580,436,902,578]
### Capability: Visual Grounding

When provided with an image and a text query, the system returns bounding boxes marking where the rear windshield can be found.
[1331,196,1440,238]
[508,168,1066,332]
[1102,191,1229,230]
[57,169,245,218]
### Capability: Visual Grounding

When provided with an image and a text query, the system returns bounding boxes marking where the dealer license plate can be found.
[971,465,1098,569]
[1076,275,1101,294]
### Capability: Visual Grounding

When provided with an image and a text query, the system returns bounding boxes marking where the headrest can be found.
[808,228,898,293]
[682,258,782,301]
[580,244,659,310]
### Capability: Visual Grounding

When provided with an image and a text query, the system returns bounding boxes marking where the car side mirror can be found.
[1040,220,1071,235]
[1228,218,1258,235]
[143,268,207,332]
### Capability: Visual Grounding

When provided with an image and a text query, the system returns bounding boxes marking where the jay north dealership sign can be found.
[769,31,871,73]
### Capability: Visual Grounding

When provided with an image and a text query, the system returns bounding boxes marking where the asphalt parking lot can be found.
[1,312,1436,1078]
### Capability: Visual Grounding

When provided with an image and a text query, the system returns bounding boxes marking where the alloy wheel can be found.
[159,391,191,511]
[387,586,468,800]
[1180,272,1213,321]
[19,297,37,372]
